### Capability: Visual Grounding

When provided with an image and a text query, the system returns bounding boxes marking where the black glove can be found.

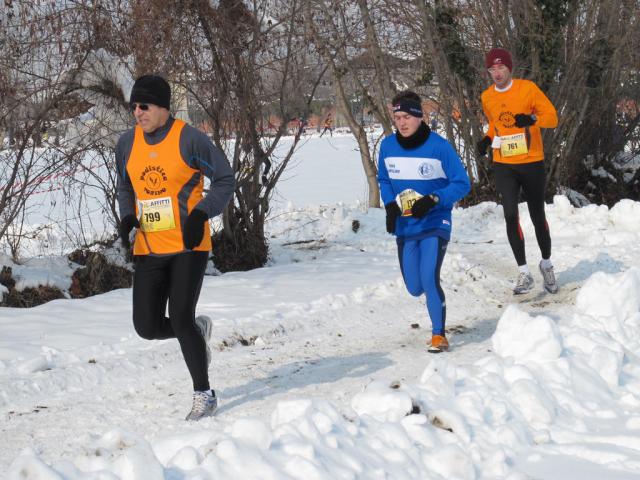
[477,136,492,156]
[411,195,438,219]
[119,214,139,249]
[384,202,401,234]
[514,113,536,128]
[183,209,209,250]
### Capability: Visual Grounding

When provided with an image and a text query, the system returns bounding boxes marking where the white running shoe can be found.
[185,390,217,421]
[513,272,534,295]
[195,315,212,366]
[539,261,559,294]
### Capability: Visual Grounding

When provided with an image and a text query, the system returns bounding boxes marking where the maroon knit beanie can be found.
[485,48,513,72]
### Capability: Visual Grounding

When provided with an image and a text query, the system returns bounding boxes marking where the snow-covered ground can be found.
[2,133,640,479]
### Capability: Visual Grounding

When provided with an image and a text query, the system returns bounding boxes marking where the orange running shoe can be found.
[428,335,449,353]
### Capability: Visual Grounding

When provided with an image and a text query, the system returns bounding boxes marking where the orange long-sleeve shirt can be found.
[481,79,558,164]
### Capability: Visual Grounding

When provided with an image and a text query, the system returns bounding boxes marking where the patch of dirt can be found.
[446,325,470,334]
[69,251,132,298]
[1,284,66,308]
[212,229,268,272]
[282,239,328,251]
[1,266,66,307]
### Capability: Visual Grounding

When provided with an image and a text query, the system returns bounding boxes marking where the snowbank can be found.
[8,268,640,479]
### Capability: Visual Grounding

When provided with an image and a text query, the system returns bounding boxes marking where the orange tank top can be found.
[126,119,212,255]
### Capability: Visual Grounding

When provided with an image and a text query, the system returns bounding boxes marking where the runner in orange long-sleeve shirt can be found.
[477,48,559,295]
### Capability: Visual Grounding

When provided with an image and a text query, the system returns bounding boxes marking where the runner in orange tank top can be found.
[116,75,234,420]
[477,48,560,296]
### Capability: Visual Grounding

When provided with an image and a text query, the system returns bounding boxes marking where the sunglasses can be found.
[130,103,150,112]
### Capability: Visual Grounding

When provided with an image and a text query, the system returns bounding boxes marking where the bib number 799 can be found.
[138,197,176,232]
[144,212,161,223]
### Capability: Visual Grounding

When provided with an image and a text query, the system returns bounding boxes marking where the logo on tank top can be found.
[140,165,168,195]
[418,162,435,178]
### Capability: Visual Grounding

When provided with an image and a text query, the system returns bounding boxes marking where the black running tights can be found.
[493,161,551,266]
[132,251,210,391]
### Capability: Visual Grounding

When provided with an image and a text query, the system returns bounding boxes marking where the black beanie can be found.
[130,75,171,110]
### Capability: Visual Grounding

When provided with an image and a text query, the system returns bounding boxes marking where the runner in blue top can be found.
[378,90,470,352]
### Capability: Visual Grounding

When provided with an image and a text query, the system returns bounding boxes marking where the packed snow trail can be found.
[3,198,640,478]
[1,244,498,471]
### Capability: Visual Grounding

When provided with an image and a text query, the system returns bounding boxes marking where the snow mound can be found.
[351,380,413,422]
[492,305,563,362]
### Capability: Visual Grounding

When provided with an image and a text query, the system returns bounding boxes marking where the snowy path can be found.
[3,199,640,478]
[1,237,504,471]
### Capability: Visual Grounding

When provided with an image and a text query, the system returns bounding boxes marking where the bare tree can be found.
[305,0,407,208]
[3,0,637,266]
[123,0,326,270]
[0,0,154,260]
[384,0,639,204]
[0,1,103,258]
[1,0,327,267]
